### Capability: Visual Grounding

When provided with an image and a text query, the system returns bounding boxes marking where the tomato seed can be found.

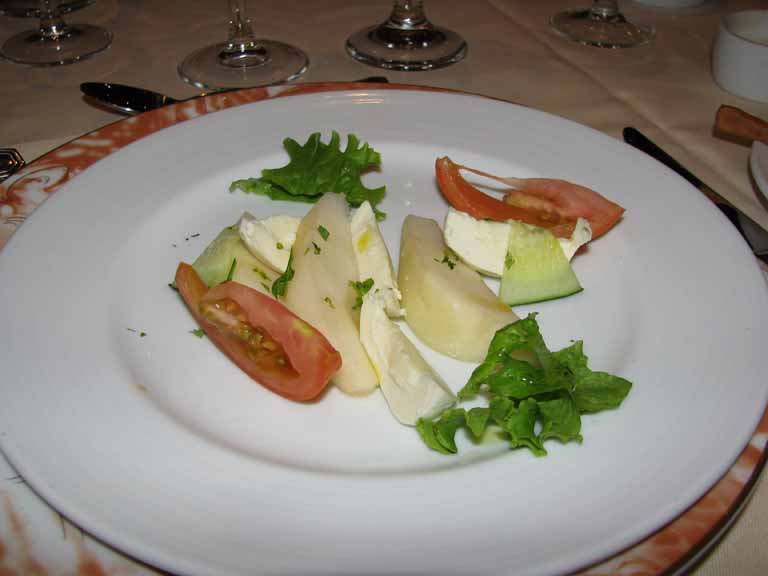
[200,298,292,370]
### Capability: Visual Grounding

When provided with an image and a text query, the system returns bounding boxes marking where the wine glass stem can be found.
[228,0,256,46]
[589,0,620,19]
[387,0,429,30]
[220,0,267,66]
[38,0,68,40]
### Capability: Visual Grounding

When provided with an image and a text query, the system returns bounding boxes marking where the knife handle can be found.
[715,105,768,145]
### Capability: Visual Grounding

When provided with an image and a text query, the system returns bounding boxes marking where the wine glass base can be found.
[178,39,308,91]
[551,9,654,48]
[0,0,94,18]
[1,24,111,66]
[346,24,467,71]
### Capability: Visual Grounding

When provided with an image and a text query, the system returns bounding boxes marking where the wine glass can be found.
[551,0,654,48]
[0,0,111,65]
[346,0,467,71]
[178,0,308,91]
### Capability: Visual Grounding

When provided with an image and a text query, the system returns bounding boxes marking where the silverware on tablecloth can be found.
[80,82,178,115]
[80,76,390,115]
[0,148,25,183]
[623,126,768,265]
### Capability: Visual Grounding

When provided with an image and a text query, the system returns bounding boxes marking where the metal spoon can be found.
[81,77,390,116]
[0,148,25,183]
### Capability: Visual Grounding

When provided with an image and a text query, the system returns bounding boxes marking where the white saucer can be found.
[750,140,768,202]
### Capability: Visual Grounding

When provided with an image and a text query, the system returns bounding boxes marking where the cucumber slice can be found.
[192,225,278,294]
[499,221,583,306]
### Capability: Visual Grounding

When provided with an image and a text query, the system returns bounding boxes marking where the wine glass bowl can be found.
[551,0,654,49]
[178,0,308,91]
[346,0,467,71]
[0,0,111,66]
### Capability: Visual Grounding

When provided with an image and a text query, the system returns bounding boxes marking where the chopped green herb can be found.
[190,328,206,338]
[140,332,147,337]
[434,253,457,270]
[271,252,295,299]
[225,258,237,282]
[349,278,375,309]
[324,296,336,309]
[312,241,322,255]
[252,267,270,281]
[318,225,330,241]
[276,242,284,250]
[228,131,386,217]
[417,314,632,457]
[504,252,515,270]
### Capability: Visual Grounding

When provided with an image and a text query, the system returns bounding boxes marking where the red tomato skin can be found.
[435,157,576,237]
[175,263,341,401]
[503,179,625,240]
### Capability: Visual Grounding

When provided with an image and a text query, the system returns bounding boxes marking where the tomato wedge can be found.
[436,157,576,237]
[502,178,624,240]
[175,263,341,401]
[435,157,625,240]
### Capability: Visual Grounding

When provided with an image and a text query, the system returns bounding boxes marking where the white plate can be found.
[751,140,768,202]
[1,89,767,576]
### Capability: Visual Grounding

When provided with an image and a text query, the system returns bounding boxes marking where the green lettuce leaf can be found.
[465,407,490,439]
[434,409,467,454]
[417,409,466,455]
[553,341,632,412]
[537,392,582,445]
[498,398,545,456]
[230,132,386,217]
[418,314,632,457]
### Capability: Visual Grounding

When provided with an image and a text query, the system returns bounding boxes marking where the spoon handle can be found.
[0,148,25,183]
[715,105,768,145]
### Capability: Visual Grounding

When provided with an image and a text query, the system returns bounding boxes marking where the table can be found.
[1,1,767,574]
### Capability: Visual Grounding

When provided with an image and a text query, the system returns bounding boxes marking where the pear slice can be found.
[284,194,378,395]
[398,215,518,363]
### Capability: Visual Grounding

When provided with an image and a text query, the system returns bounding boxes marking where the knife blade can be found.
[623,127,768,264]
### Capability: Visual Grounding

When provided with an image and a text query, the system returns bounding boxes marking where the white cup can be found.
[712,10,768,103]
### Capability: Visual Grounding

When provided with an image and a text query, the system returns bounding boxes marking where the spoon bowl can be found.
[80,82,181,115]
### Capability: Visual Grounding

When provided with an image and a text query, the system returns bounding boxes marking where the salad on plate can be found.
[173,131,632,457]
